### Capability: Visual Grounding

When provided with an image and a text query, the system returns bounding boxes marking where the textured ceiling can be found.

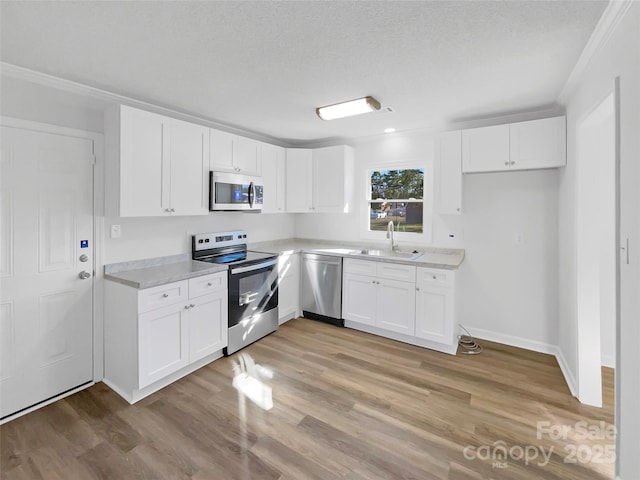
[1,1,607,145]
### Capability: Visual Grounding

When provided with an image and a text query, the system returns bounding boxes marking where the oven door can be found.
[228,259,278,327]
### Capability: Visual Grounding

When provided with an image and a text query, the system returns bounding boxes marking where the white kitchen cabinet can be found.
[139,301,189,387]
[104,271,228,403]
[376,278,416,335]
[462,116,566,173]
[415,267,455,345]
[509,116,566,170]
[312,145,355,213]
[261,143,287,214]
[462,124,510,173]
[277,253,300,323]
[342,259,416,335]
[342,272,378,326]
[286,148,313,212]
[104,105,209,217]
[437,130,463,214]
[209,128,261,175]
[286,146,355,213]
[170,119,210,216]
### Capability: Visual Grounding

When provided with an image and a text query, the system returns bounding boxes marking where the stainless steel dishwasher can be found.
[301,253,344,326]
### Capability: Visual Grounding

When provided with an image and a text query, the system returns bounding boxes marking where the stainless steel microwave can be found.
[209,171,263,212]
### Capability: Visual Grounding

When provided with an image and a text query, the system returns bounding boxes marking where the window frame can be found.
[361,160,434,244]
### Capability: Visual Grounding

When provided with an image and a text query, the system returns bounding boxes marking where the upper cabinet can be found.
[312,146,355,213]
[105,105,209,217]
[437,130,463,215]
[462,116,566,173]
[209,129,261,176]
[285,148,313,212]
[509,116,566,171]
[261,142,286,214]
[285,146,355,214]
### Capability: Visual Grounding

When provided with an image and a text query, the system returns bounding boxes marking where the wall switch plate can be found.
[110,224,122,239]
[514,233,524,246]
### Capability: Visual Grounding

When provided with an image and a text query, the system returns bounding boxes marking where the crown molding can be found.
[0,62,290,147]
[557,0,636,104]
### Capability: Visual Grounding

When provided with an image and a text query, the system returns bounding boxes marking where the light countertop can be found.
[249,238,465,270]
[104,254,228,289]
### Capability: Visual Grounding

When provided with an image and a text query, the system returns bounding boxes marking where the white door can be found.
[461,124,510,173]
[236,137,260,175]
[261,143,286,214]
[313,146,345,213]
[509,116,566,171]
[188,291,228,362]
[209,129,236,173]
[285,149,313,212]
[415,285,454,343]
[1,126,94,419]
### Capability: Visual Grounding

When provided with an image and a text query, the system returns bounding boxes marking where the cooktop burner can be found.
[191,230,277,267]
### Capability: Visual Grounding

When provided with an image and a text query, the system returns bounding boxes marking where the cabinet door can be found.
[376,279,416,335]
[509,116,566,170]
[261,143,286,214]
[438,130,462,214]
[209,129,236,172]
[188,291,228,362]
[462,124,510,173]
[139,303,189,388]
[313,146,350,213]
[286,149,313,212]
[236,137,261,175]
[415,284,454,344]
[170,119,209,216]
[278,254,299,322]
[119,106,170,216]
[342,273,377,326]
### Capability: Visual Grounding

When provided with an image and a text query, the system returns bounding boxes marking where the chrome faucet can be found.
[387,221,397,251]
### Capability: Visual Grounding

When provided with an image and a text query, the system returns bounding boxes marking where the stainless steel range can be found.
[192,230,278,356]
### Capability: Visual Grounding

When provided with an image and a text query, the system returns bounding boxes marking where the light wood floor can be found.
[1,318,615,480]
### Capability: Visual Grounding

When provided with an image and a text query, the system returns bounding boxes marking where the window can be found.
[368,168,424,233]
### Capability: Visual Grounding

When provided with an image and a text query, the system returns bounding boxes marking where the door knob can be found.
[79,254,89,262]
[78,271,91,280]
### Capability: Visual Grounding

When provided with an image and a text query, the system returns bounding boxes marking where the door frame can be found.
[0,116,105,415]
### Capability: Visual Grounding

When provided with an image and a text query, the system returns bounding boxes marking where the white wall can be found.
[558,3,640,478]
[0,76,296,265]
[1,76,105,133]
[104,213,294,263]
[295,131,560,349]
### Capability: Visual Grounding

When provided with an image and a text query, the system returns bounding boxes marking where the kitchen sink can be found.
[352,249,424,261]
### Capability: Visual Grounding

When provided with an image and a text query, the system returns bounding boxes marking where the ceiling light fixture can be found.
[316,96,381,121]
[384,128,396,133]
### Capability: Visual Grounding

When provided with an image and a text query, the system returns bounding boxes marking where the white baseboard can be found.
[463,326,579,398]
[601,354,616,369]
[463,327,557,355]
[553,346,578,398]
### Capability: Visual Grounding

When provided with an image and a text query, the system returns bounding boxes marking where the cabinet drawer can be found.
[138,280,189,313]
[189,272,227,299]
[417,267,454,288]
[343,258,377,276]
[376,262,416,282]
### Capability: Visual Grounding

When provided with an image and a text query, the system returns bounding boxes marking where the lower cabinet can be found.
[105,271,228,403]
[415,267,455,345]
[277,252,300,323]
[342,259,457,354]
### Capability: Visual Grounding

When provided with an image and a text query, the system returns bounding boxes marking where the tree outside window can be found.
[369,168,424,233]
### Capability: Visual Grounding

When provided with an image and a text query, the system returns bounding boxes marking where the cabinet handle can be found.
[207,282,213,287]
[510,161,515,166]
[190,303,195,308]
[184,305,190,310]
[372,280,376,284]
[416,287,420,291]
[504,161,509,166]
[164,208,171,213]
[432,276,437,280]
[162,293,169,298]
[170,208,175,213]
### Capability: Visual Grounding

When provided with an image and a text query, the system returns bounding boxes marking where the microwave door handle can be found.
[248,181,255,208]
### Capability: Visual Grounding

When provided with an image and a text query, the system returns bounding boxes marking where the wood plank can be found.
[0,318,615,480]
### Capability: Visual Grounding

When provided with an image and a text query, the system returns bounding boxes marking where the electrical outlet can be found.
[110,224,122,239]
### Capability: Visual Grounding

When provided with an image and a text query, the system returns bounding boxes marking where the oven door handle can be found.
[230,258,277,275]
[248,181,255,208]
